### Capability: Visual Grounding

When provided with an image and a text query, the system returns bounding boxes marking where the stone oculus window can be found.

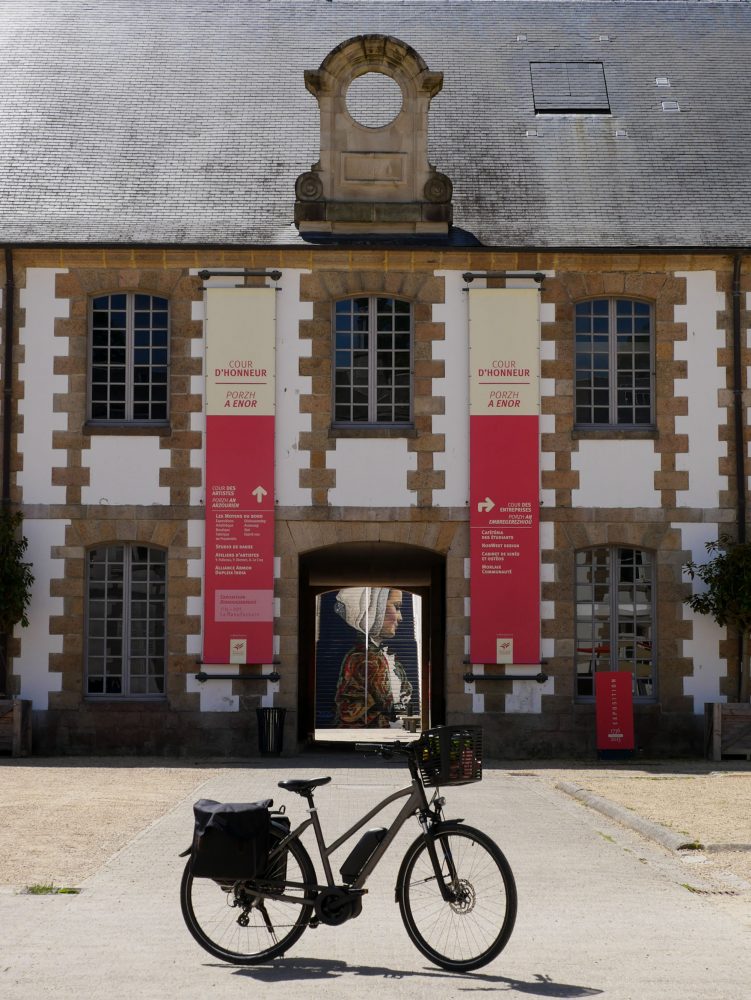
[295,35,453,235]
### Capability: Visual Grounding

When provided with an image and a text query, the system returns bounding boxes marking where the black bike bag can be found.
[190,798,273,880]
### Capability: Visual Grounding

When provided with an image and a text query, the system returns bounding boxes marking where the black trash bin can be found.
[256,707,286,757]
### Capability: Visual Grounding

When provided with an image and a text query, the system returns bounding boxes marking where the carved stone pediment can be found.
[295,35,453,235]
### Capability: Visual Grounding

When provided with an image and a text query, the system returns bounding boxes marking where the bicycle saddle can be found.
[278,776,332,795]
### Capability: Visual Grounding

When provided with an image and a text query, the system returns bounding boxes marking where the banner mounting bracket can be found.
[462,270,545,287]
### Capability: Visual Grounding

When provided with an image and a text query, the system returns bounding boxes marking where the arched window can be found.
[575,298,653,427]
[89,292,169,422]
[85,544,167,697]
[575,546,655,699]
[333,297,412,425]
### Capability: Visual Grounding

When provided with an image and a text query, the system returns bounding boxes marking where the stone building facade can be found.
[2,1,751,756]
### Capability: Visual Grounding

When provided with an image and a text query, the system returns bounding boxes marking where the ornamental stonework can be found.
[295,35,453,235]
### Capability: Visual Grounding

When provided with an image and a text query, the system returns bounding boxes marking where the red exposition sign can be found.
[468,288,540,665]
[595,672,635,751]
[203,287,276,665]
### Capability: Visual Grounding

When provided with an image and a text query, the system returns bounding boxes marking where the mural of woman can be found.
[333,587,413,728]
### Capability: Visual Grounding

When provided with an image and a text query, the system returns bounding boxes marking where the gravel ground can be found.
[524,759,751,886]
[0,759,220,889]
[1,756,750,891]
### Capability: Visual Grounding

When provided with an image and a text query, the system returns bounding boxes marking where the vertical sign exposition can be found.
[595,672,635,755]
[204,287,276,664]
[469,288,540,665]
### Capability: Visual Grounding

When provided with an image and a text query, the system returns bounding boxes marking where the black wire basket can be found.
[414,725,483,787]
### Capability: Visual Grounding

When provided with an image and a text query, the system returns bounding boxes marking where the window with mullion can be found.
[575,546,655,700]
[86,544,167,697]
[333,296,412,425]
[575,298,653,428]
[90,292,169,422]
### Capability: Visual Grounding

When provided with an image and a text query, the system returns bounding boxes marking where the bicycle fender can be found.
[394,820,466,902]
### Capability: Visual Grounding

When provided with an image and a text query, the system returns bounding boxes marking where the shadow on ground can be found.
[223,956,602,996]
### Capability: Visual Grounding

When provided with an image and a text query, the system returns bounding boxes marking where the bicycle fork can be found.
[419,804,463,904]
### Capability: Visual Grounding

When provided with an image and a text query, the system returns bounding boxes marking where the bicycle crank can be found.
[313,887,365,926]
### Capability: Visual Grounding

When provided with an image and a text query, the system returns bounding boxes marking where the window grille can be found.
[575,298,653,427]
[86,544,167,697]
[89,292,169,422]
[333,296,412,425]
[575,546,655,699]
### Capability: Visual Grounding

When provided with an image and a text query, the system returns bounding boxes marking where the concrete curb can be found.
[555,781,702,852]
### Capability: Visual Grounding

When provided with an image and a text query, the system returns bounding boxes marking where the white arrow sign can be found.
[252,486,268,503]
[477,497,495,513]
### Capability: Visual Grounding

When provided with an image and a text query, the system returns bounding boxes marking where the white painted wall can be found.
[674,271,727,507]
[446,271,555,715]
[676,522,728,712]
[81,437,169,505]
[539,301,557,509]
[185,664,239,712]
[190,270,313,508]
[275,270,313,507]
[13,519,67,709]
[572,440,661,507]
[186,518,204,660]
[505,664,555,713]
[183,508,280,710]
[184,513,240,711]
[190,298,206,507]
[432,274,553,513]
[433,270,469,507]
[189,269,254,509]
[17,269,69,504]
[328,438,416,506]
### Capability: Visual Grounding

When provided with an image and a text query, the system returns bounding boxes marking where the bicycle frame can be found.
[266,771,439,903]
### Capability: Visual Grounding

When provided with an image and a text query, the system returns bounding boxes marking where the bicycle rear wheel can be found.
[397,823,517,972]
[181,824,317,964]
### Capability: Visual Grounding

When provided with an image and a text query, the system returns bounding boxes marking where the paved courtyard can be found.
[1,755,749,1000]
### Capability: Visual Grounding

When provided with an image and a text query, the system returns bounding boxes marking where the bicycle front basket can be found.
[416,725,483,787]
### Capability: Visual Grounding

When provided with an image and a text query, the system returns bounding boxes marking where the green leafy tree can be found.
[0,508,34,696]
[684,535,751,702]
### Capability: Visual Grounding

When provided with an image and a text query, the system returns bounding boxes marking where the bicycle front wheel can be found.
[180,824,317,965]
[397,823,517,972]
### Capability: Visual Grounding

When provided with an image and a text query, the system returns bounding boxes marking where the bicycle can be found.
[180,725,517,972]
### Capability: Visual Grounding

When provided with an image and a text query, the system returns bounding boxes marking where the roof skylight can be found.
[530,61,610,114]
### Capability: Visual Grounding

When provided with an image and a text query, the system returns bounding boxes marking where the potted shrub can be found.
[0,507,34,755]
[685,535,751,759]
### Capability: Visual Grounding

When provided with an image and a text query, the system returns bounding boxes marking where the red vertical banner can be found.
[469,288,540,665]
[203,287,276,664]
[595,672,635,752]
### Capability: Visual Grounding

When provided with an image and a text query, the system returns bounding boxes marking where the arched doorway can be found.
[298,542,446,744]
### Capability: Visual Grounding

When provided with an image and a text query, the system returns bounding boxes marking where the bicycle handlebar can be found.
[354,740,415,759]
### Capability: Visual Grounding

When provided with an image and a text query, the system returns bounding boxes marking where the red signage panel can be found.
[468,288,540,665]
[470,415,540,664]
[595,672,635,751]
[203,288,275,665]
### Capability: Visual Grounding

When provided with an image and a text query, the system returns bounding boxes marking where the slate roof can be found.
[1,0,750,248]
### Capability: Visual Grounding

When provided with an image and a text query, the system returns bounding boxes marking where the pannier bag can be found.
[190,798,273,880]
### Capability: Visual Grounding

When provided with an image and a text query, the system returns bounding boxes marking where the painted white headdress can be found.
[334,587,391,644]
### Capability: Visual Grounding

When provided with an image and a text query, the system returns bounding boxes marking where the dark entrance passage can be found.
[298,542,446,744]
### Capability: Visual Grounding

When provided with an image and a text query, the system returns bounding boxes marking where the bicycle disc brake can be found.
[448,878,476,914]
